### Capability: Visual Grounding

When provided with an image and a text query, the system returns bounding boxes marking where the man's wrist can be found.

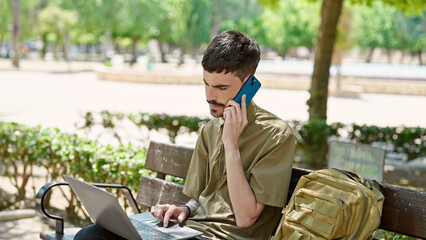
[224,145,240,161]
[184,199,198,218]
[223,141,239,153]
[178,205,191,218]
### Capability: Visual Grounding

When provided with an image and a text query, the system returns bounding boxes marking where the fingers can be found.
[225,100,239,121]
[225,96,247,125]
[151,204,168,221]
[241,94,247,119]
[151,204,187,228]
[162,205,177,228]
[224,105,237,122]
[177,210,187,223]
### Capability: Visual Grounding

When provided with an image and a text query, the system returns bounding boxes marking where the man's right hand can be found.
[150,204,188,228]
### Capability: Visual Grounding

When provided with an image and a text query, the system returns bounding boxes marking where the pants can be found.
[74,224,126,240]
[74,224,209,240]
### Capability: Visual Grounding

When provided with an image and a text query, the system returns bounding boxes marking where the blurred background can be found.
[0,0,425,239]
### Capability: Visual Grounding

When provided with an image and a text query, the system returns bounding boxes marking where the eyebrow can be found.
[203,78,230,88]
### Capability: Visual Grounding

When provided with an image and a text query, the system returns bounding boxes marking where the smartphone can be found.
[233,75,261,107]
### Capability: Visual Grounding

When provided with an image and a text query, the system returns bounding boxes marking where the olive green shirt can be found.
[182,102,295,240]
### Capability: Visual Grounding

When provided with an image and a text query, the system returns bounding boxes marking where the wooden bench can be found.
[36,141,426,239]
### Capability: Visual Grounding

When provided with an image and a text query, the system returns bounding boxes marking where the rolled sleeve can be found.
[249,133,295,207]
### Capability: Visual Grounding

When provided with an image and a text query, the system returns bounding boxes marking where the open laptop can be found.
[63,174,203,240]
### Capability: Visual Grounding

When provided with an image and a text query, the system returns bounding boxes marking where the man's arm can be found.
[222,95,265,228]
[225,146,265,227]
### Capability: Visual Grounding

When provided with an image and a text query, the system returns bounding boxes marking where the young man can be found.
[76,30,295,240]
[151,30,295,239]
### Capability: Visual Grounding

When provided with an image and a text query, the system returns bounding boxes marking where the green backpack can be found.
[274,168,385,240]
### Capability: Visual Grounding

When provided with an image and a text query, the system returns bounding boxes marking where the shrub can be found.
[78,111,426,168]
[79,110,210,143]
[0,121,147,220]
[292,120,343,168]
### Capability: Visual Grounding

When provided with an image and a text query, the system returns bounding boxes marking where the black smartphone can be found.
[233,75,261,107]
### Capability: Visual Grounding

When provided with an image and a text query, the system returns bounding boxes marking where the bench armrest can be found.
[35,181,141,235]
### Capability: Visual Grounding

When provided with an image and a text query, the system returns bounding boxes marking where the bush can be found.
[0,121,147,220]
[349,124,425,160]
[80,110,210,143]
[291,120,425,168]
[78,111,426,168]
[292,120,343,168]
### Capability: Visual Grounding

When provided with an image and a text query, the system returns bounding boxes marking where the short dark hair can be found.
[202,30,261,81]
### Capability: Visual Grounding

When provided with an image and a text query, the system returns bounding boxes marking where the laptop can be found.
[63,174,203,240]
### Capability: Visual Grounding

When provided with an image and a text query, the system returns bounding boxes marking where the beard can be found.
[207,99,225,118]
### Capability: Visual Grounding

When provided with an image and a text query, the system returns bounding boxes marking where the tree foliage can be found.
[260,0,320,57]
[2,0,423,62]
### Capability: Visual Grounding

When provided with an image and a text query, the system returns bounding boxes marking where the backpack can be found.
[274,168,385,240]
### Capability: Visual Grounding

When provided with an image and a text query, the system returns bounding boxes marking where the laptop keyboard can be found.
[131,219,176,240]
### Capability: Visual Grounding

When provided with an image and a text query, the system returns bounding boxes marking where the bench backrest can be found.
[136,141,192,207]
[136,141,426,239]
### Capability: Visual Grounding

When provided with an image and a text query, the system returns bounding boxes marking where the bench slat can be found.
[145,141,194,179]
[379,184,426,238]
[136,175,191,207]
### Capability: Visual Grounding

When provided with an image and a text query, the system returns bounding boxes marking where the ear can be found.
[242,74,251,84]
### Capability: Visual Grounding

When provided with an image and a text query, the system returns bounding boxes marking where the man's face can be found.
[203,70,246,118]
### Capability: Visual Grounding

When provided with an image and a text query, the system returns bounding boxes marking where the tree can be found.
[172,0,211,64]
[60,0,124,60]
[394,10,426,65]
[307,0,344,121]
[259,0,320,58]
[209,0,261,40]
[306,0,426,121]
[38,6,78,61]
[11,0,20,68]
[114,0,160,64]
[0,1,11,54]
[352,2,398,63]
[144,0,178,63]
[332,7,352,90]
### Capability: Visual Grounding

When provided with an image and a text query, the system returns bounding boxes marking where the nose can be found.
[205,85,215,101]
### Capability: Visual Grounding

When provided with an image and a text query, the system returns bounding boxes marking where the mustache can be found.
[206,100,225,107]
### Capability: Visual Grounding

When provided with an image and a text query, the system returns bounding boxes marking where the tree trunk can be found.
[104,30,113,61]
[307,0,344,121]
[11,0,20,68]
[210,0,222,41]
[399,50,405,64]
[332,9,351,93]
[158,41,168,63]
[64,31,71,72]
[336,64,342,91]
[386,48,392,63]
[41,33,47,59]
[418,50,423,66]
[210,15,222,41]
[130,38,138,66]
[178,50,185,66]
[366,47,375,63]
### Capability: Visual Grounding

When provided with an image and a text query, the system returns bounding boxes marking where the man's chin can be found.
[210,108,223,118]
